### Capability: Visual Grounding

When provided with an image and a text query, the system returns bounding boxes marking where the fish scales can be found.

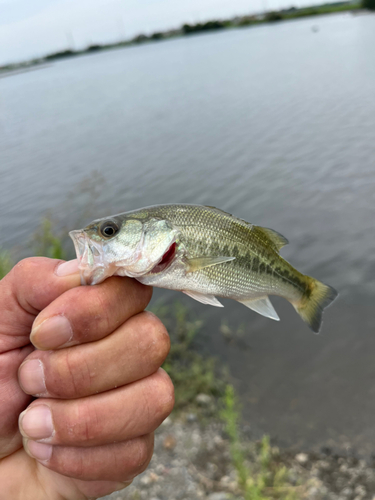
[138,205,300,300]
[70,204,338,332]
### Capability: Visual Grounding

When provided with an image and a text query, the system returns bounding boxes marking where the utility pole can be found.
[117,17,126,42]
[65,30,75,50]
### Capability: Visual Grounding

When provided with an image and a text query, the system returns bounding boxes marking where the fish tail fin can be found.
[293,276,338,333]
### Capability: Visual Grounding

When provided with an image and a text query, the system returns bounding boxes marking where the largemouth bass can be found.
[70,204,337,333]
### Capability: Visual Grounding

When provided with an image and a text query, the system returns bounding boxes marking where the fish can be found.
[69,204,338,333]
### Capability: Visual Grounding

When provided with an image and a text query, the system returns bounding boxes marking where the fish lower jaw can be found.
[79,262,119,285]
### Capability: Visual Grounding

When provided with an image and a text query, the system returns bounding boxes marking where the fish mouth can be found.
[69,230,108,285]
[69,229,178,285]
[148,242,177,275]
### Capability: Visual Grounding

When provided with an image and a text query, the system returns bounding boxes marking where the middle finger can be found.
[19,311,170,399]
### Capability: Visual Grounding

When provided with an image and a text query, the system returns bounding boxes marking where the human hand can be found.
[0,257,174,499]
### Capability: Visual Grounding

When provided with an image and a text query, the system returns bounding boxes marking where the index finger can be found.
[0,258,81,353]
[30,276,153,350]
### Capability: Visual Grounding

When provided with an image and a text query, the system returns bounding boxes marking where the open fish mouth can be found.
[69,230,109,285]
[148,242,177,275]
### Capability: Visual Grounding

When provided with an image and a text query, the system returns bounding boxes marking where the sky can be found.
[1,0,326,65]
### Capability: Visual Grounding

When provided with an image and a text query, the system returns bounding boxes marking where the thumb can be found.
[0,257,81,353]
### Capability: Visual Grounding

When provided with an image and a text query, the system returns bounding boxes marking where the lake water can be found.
[1,12,375,455]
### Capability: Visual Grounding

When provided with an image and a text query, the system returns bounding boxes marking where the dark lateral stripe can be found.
[274,266,306,293]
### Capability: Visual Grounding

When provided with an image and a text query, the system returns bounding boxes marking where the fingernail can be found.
[55,259,79,277]
[20,405,54,440]
[25,440,53,462]
[19,359,46,395]
[31,315,73,349]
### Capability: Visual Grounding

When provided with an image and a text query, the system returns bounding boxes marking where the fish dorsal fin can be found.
[186,256,235,273]
[254,226,289,251]
[204,206,254,228]
[183,290,224,307]
[238,296,280,321]
[204,205,233,217]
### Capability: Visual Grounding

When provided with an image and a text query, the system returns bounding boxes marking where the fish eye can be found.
[99,221,119,238]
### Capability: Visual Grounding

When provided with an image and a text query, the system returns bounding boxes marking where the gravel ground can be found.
[101,410,375,500]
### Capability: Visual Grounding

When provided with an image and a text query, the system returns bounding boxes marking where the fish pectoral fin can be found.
[186,256,235,273]
[183,290,224,307]
[238,296,280,321]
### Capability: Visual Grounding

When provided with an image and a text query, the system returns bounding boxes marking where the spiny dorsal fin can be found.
[254,226,289,251]
[186,256,235,273]
[204,205,233,217]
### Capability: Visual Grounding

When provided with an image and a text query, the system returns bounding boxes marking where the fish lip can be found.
[69,230,85,262]
[69,229,105,285]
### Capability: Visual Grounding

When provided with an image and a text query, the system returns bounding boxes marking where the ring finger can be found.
[23,433,154,482]
[19,369,174,447]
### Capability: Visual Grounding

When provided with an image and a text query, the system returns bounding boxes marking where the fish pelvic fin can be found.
[183,290,224,307]
[293,277,338,333]
[238,296,280,321]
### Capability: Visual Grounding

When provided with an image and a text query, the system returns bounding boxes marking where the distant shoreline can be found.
[0,1,366,73]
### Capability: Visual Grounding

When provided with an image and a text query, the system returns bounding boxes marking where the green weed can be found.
[221,385,298,500]
[0,249,13,279]
[151,301,226,410]
[32,217,66,260]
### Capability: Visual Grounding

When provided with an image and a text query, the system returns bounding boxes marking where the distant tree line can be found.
[3,0,370,73]
[182,20,227,34]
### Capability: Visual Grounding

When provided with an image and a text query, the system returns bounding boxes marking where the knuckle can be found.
[140,312,170,366]
[12,257,52,284]
[151,370,175,421]
[140,283,153,306]
[46,353,73,397]
[51,350,92,398]
[70,401,102,443]
[131,436,153,474]
[13,257,39,277]
[12,258,50,312]
[65,454,85,479]
[125,435,153,477]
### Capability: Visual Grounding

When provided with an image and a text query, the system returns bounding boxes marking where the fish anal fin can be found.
[186,256,235,273]
[183,290,224,307]
[254,226,289,251]
[238,296,280,321]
